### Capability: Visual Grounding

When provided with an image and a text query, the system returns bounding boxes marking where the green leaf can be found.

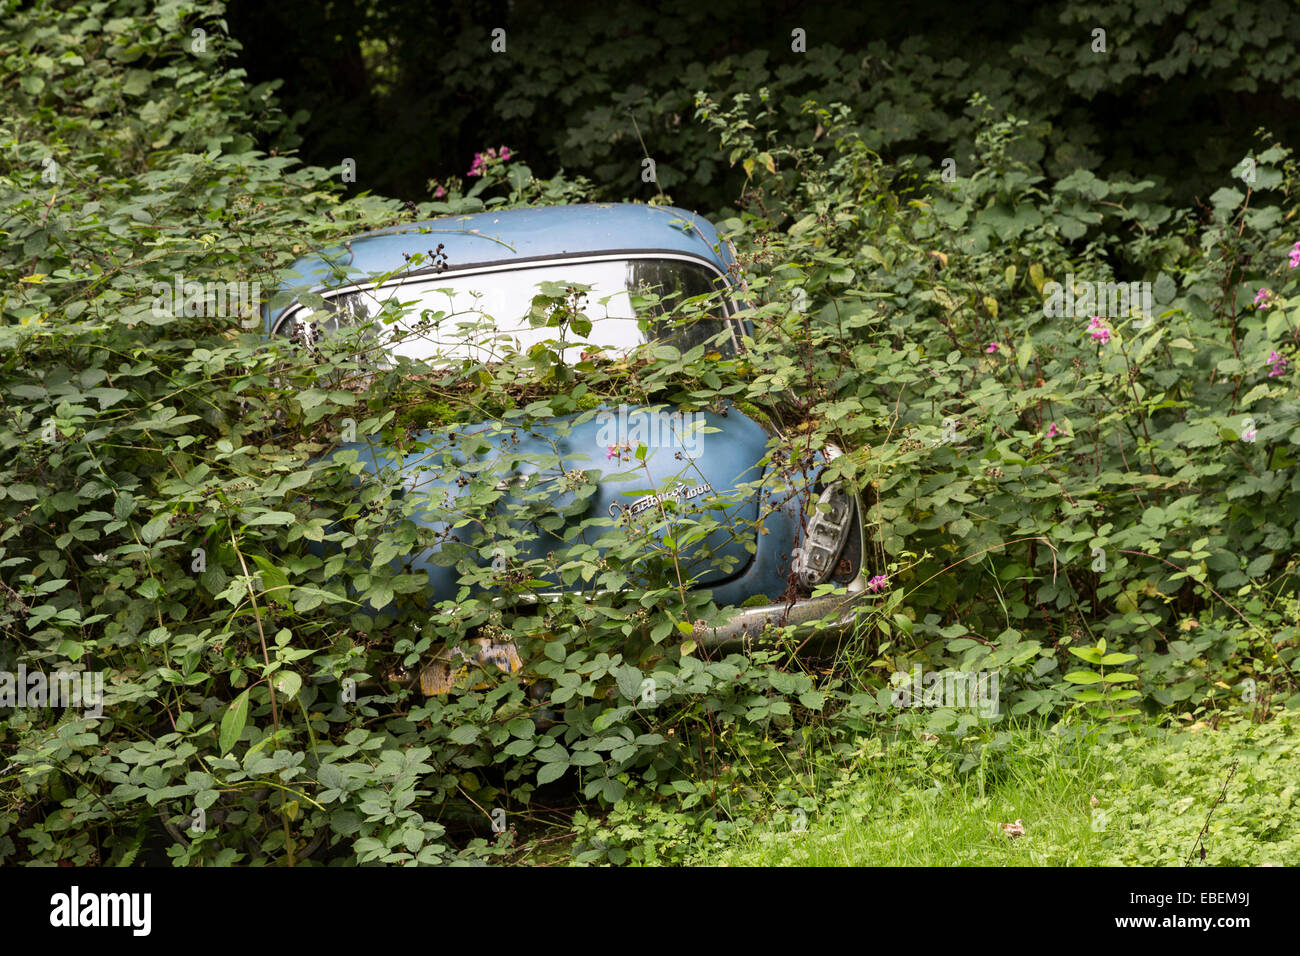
[614,666,643,702]
[537,762,567,785]
[140,514,169,543]
[367,582,394,610]
[251,554,290,597]
[1064,670,1103,684]
[535,745,569,763]
[798,690,825,710]
[1016,338,1033,372]
[246,511,296,526]
[220,689,250,754]
[1209,187,1244,213]
[1154,272,1176,304]
[1135,327,1164,364]
[273,670,302,698]
[448,724,480,745]
[88,387,130,409]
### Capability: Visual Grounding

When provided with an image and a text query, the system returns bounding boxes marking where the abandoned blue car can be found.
[264,203,871,689]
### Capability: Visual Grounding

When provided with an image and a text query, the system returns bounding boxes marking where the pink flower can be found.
[1268,350,1288,378]
[467,147,512,177]
[1255,288,1273,310]
[606,445,619,460]
[866,574,889,593]
[1289,241,1300,269]
[985,343,999,353]
[1088,315,1110,345]
[432,185,446,199]
[1243,427,1258,442]
[1046,422,1063,438]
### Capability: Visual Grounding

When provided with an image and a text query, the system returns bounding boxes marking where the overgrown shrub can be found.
[2,0,1297,867]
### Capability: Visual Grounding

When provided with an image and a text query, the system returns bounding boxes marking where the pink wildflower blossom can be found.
[467,146,512,178]
[1088,315,1110,345]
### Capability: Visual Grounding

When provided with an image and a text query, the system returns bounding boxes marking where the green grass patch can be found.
[680,713,1300,867]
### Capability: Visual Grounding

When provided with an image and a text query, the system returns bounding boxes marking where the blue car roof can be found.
[265,203,735,333]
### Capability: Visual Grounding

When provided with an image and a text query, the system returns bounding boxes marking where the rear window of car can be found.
[274,255,741,363]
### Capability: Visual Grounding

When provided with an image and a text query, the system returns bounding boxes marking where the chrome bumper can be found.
[691,577,869,649]
[694,480,874,650]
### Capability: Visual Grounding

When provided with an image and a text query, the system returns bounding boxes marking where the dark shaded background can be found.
[226,0,1300,213]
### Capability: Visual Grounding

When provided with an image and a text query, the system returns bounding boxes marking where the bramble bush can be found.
[0,1,883,865]
[1,0,1297,866]
[698,90,1300,730]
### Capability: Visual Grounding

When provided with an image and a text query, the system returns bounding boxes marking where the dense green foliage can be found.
[708,93,1300,723]
[1,0,1297,866]
[228,0,1300,211]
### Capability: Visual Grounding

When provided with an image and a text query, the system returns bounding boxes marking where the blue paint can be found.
[271,204,817,614]
[265,203,737,334]
[321,403,812,608]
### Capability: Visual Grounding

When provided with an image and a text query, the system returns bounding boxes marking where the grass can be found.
[690,712,1300,866]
